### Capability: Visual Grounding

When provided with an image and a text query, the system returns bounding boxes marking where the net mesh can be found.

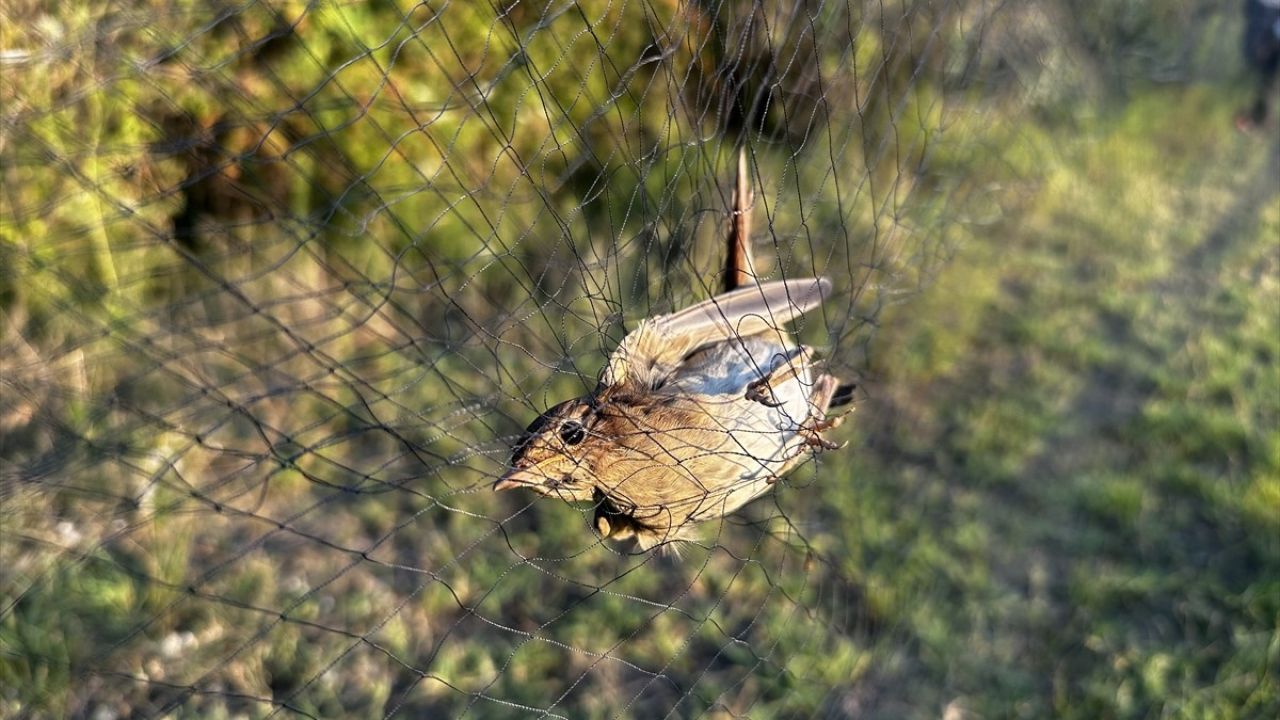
[4,0,1065,717]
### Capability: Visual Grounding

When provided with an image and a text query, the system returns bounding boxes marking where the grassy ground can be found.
[843,85,1280,717]
[2,2,1278,718]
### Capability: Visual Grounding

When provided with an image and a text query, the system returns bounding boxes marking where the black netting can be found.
[5,1,1273,718]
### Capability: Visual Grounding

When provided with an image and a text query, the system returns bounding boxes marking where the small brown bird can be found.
[495,278,848,551]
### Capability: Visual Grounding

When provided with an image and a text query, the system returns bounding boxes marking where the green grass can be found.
[842,84,1280,717]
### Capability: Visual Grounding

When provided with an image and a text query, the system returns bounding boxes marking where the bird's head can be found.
[495,398,600,503]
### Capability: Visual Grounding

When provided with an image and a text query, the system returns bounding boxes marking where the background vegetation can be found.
[2,0,1276,718]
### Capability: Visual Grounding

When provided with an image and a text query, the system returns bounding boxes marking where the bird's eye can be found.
[559,420,586,446]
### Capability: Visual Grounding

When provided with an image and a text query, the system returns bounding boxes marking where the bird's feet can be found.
[766,414,848,483]
[745,346,814,407]
[799,414,846,451]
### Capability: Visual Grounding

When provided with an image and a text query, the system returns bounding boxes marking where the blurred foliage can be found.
[2,0,1277,718]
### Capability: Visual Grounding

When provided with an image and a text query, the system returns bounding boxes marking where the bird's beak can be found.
[493,465,542,492]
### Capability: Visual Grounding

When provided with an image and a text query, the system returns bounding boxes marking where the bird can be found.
[495,277,849,551]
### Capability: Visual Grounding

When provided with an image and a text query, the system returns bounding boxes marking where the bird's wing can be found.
[601,277,830,390]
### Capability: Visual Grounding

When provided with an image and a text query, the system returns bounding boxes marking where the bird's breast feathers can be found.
[589,336,813,521]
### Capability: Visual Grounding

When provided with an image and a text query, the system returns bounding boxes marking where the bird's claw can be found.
[803,433,844,451]
[803,413,848,449]
[745,378,784,407]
